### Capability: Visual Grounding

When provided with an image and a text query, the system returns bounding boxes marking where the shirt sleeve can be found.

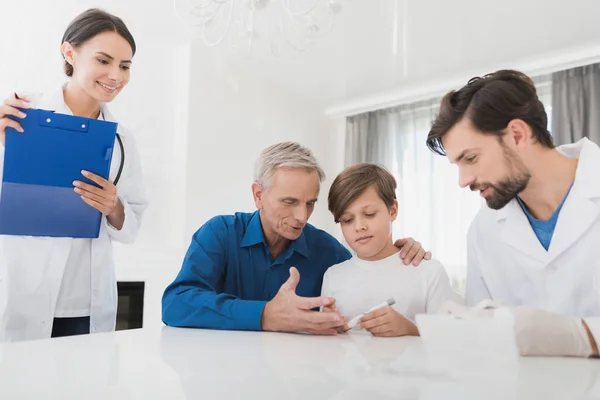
[426,260,463,314]
[161,217,267,331]
[321,269,332,298]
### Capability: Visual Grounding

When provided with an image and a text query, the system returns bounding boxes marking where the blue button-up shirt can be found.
[162,211,352,331]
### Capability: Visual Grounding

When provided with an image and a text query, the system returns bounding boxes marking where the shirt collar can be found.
[240,211,309,258]
[240,211,265,248]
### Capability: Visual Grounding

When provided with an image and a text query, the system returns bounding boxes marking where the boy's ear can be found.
[390,200,399,222]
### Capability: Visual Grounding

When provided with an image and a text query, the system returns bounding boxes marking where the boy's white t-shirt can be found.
[321,252,460,322]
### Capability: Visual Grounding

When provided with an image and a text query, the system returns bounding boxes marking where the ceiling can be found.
[184,0,600,113]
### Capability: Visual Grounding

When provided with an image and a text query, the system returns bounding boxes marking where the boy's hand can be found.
[322,301,350,333]
[359,306,419,337]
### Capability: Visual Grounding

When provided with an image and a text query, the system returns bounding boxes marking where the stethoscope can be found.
[99,111,125,186]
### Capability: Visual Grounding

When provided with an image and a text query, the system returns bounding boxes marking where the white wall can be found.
[184,42,342,240]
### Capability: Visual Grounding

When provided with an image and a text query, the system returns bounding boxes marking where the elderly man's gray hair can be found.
[254,142,325,187]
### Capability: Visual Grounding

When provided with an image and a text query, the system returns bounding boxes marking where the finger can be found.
[297,294,335,310]
[8,92,32,102]
[371,328,396,337]
[3,96,30,109]
[367,323,393,335]
[75,186,115,206]
[398,237,415,259]
[305,310,344,327]
[306,328,338,336]
[359,315,388,330]
[320,298,337,311]
[424,251,432,260]
[73,181,114,200]
[403,241,421,265]
[0,118,24,133]
[80,195,110,214]
[321,315,348,329]
[360,306,391,322]
[280,267,300,292]
[81,170,113,189]
[0,104,28,120]
[411,248,426,266]
[393,238,407,248]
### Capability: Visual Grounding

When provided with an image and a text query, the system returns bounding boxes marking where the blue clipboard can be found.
[0,108,118,238]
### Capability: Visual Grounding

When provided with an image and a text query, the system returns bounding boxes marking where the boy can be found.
[322,163,458,337]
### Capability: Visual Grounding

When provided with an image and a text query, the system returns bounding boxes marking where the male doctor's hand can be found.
[0,94,31,146]
[359,306,419,337]
[393,237,432,266]
[513,307,599,358]
[261,267,346,335]
[73,170,125,229]
[439,301,600,358]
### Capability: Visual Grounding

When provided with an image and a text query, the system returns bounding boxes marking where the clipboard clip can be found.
[37,109,91,133]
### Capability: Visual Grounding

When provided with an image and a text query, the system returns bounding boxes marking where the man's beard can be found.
[471,144,531,210]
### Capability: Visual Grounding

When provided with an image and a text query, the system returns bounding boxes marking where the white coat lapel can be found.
[497,200,550,264]
[547,140,600,262]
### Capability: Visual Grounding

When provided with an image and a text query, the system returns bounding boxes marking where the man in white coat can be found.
[426,69,600,358]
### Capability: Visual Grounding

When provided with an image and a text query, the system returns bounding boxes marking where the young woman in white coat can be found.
[0,8,148,341]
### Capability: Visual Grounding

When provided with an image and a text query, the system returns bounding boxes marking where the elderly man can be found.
[162,142,430,334]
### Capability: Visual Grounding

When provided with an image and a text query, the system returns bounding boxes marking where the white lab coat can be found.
[0,85,148,342]
[466,138,600,324]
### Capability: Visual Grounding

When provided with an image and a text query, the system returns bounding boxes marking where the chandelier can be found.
[173,0,343,56]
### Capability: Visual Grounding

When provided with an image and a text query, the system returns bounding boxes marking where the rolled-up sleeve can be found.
[162,217,267,331]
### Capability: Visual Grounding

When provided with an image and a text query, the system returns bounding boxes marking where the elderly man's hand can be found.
[261,267,345,335]
[322,301,350,333]
[393,237,432,266]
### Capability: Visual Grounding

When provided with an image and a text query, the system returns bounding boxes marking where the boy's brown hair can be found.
[328,163,397,223]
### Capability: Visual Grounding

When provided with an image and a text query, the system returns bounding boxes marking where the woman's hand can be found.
[0,94,30,146]
[74,170,125,229]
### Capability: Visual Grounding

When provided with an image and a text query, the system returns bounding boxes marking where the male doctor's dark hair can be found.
[426,69,554,155]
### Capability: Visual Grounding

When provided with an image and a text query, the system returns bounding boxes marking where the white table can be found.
[0,327,599,399]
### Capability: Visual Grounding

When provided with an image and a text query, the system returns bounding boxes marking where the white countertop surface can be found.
[0,327,599,399]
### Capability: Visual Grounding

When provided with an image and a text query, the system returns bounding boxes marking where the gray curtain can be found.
[551,63,600,145]
[345,110,394,167]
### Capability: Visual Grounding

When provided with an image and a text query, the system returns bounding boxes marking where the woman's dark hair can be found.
[426,69,554,155]
[61,8,136,77]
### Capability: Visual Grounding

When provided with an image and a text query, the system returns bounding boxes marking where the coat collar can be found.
[494,138,600,264]
[36,82,116,123]
[495,138,600,222]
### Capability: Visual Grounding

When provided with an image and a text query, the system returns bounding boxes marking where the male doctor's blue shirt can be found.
[162,211,351,331]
